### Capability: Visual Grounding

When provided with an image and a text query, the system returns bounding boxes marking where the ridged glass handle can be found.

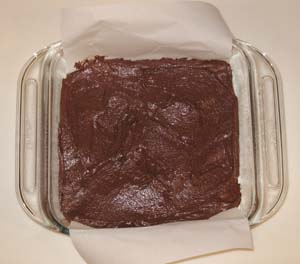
[237,40,288,225]
[16,47,60,232]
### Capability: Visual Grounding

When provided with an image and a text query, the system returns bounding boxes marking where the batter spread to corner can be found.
[59,56,240,228]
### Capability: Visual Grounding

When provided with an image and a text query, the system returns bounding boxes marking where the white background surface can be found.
[1,0,299,263]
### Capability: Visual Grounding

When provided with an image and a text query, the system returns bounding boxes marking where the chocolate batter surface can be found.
[59,56,240,228]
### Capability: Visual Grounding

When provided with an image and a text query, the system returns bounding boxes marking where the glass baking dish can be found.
[16,39,288,234]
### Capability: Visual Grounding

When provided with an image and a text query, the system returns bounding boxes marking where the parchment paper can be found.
[71,208,252,264]
[61,1,233,71]
[61,2,253,263]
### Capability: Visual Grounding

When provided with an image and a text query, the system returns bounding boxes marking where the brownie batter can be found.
[59,56,240,228]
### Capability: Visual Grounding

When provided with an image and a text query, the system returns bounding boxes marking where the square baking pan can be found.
[15,39,288,234]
